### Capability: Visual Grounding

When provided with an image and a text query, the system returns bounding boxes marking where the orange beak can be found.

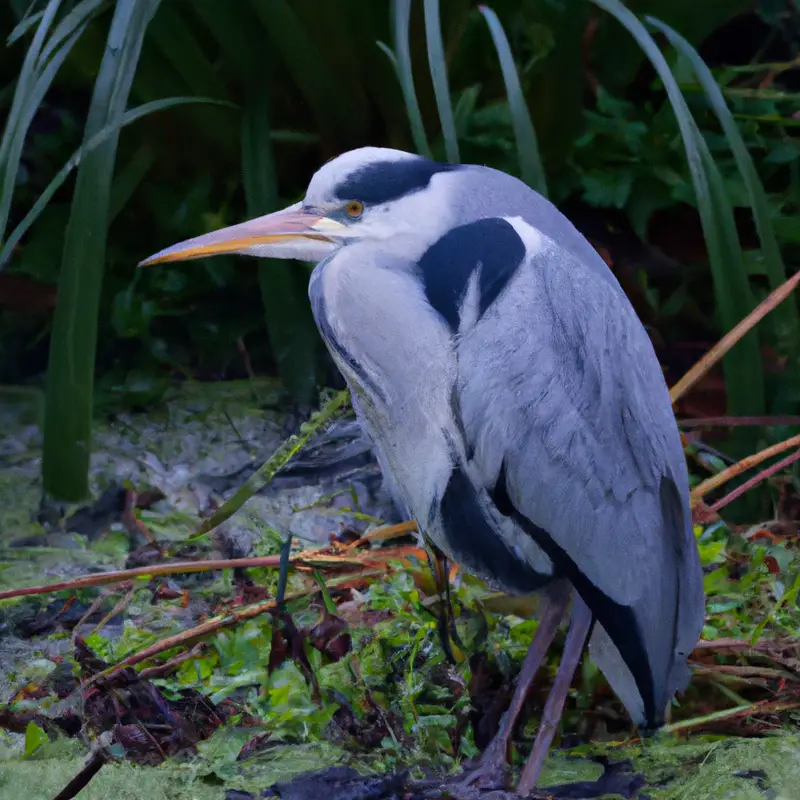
[139,203,343,266]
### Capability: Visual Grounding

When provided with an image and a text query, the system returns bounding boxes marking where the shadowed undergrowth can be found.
[0,380,799,799]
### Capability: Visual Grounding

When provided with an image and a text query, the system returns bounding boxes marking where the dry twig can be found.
[670,270,800,405]
[0,542,426,601]
[690,433,800,502]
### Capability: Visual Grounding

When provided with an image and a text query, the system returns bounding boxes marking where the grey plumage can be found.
[143,146,705,739]
[307,153,702,728]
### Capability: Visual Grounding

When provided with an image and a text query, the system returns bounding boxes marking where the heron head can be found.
[139,147,462,268]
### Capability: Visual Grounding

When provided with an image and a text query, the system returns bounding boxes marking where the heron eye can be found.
[346,200,364,218]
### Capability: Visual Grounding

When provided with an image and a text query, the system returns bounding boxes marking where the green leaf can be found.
[42,0,163,501]
[751,571,800,645]
[0,97,233,267]
[589,0,763,424]
[479,5,548,197]
[423,0,459,163]
[312,568,338,615]
[241,92,320,400]
[147,4,228,99]
[23,721,48,758]
[581,169,633,208]
[646,16,800,356]
[390,0,431,158]
[764,141,799,165]
[248,0,364,145]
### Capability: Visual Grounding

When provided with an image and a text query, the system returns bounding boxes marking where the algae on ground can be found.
[1,730,800,799]
[0,753,223,800]
[609,734,800,799]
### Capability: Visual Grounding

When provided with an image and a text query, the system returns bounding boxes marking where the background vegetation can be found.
[1,3,800,796]
[1,0,799,496]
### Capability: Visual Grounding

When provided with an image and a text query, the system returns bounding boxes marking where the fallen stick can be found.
[662,699,800,734]
[690,433,800,502]
[0,543,425,601]
[670,269,800,405]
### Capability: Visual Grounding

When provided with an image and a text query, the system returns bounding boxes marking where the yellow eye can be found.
[346,200,364,218]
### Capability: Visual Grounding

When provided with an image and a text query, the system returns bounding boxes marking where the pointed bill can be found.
[139,203,344,266]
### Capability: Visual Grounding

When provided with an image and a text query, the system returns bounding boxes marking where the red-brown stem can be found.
[680,415,800,428]
[708,448,800,514]
[83,595,285,685]
[691,434,800,501]
[662,699,800,734]
[692,638,775,652]
[0,545,422,602]
[670,269,800,404]
[138,644,206,679]
[123,489,164,552]
[0,556,282,600]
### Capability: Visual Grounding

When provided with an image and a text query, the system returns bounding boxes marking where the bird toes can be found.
[448,741,512,792]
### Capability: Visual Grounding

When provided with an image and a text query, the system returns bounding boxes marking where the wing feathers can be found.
[457,234,704,727]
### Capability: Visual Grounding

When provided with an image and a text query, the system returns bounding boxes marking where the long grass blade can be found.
[390,0,431,158]
[37,0,106,66]
[42,0,162,501]
[146,3,227,99]
[191,0,322,399]
[3,0,60,146]
[2,0,107,233]
[0,0,63,244]
[109,143,155,224]
[376,40,402,83]
[1,0,108,254]
[423,0,459,163]
[478,5,547,196]
[0,97,232,267]
[590,0,763,420]
[8,9,45,44]
[249,0,364,145]
[241,88,320,400]
[646,16,800,353]
[191,389,351,538]
[1,25,91,255]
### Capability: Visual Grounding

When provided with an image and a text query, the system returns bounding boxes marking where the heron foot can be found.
[451,739,512,791]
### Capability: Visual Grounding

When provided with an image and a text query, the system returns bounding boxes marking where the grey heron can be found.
[141,147,705,793]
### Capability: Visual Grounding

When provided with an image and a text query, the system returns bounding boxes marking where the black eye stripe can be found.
[335,158,461,205]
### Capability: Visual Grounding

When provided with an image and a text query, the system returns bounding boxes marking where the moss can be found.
[0,756,223,800]
[649,735,800,798]
[229,742,351,793]
[565,734,800,799]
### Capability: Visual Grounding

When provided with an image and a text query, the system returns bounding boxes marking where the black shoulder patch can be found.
[439,466,552,595]
[335,158,460,205]
[418,217,526,332]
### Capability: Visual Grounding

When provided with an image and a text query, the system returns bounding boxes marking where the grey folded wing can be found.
[456,237,705,727]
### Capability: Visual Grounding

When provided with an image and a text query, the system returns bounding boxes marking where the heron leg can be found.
[429,544,463,664]
[456,582,571,790]
[516,593,593,795]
